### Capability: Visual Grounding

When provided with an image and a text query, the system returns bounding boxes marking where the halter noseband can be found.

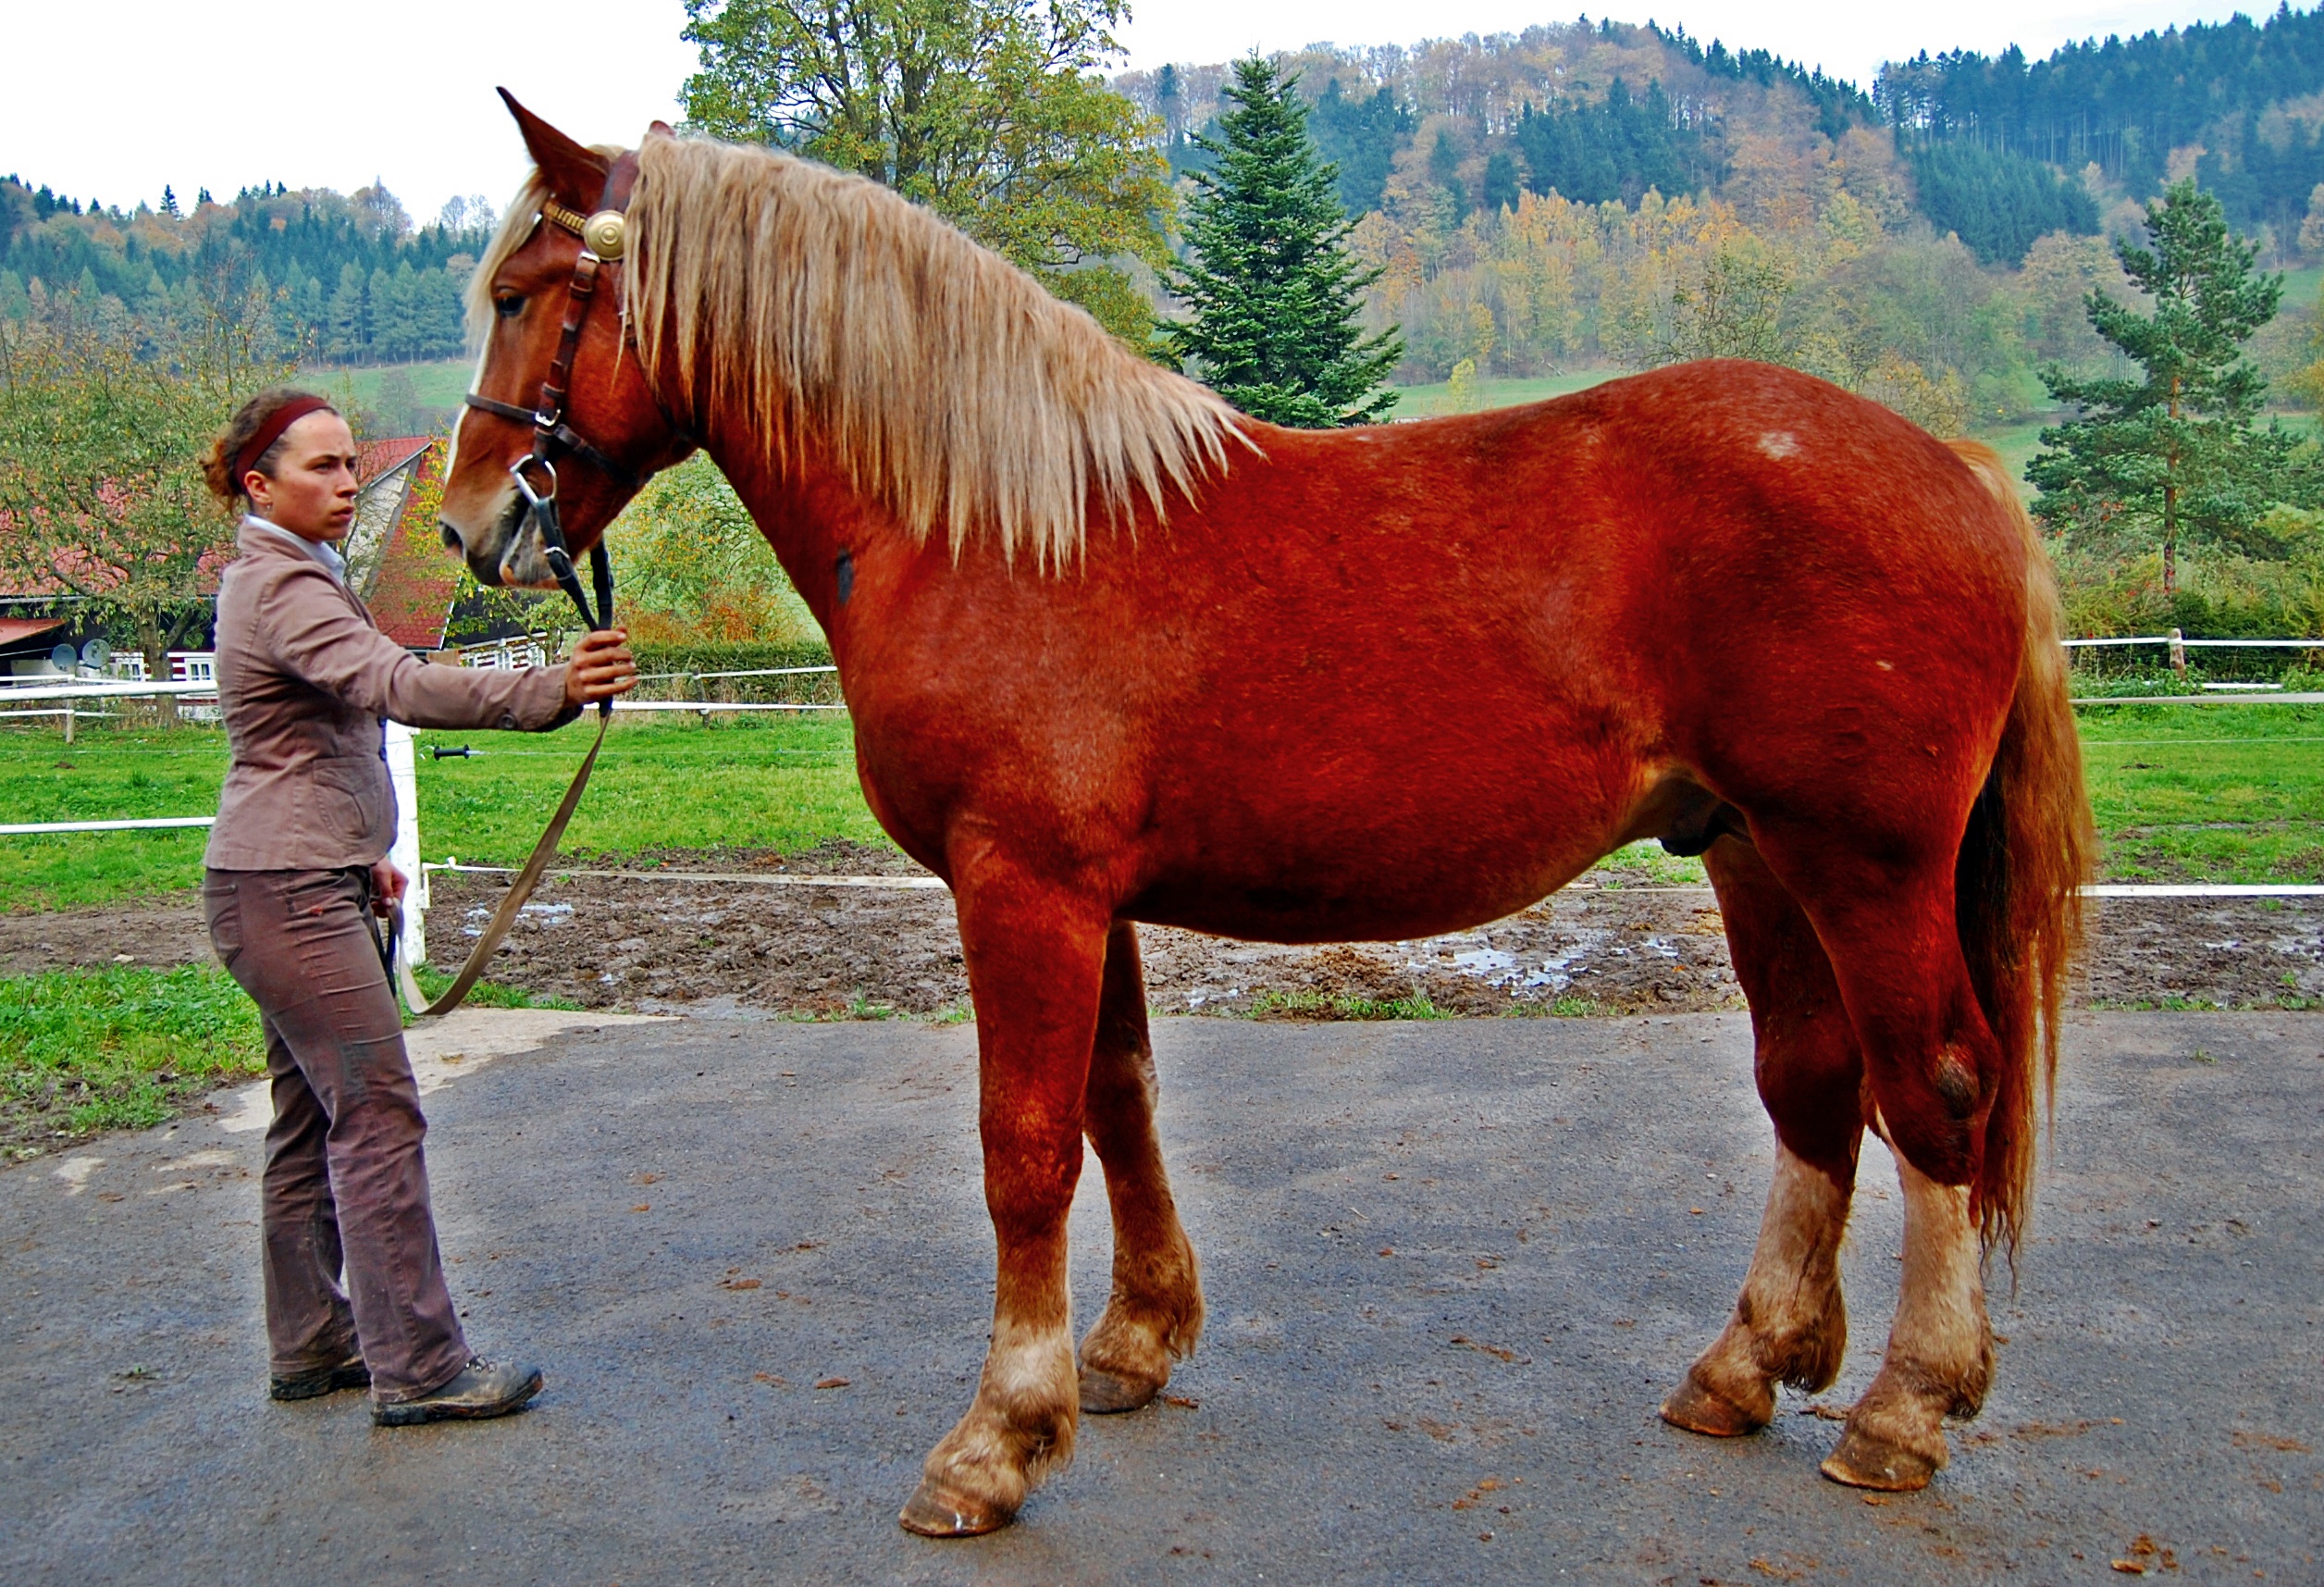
[463,159,682,698]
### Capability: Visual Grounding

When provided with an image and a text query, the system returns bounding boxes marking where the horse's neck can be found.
[700,429,881,640]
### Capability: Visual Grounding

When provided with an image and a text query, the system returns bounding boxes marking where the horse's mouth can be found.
[444,494,559,589]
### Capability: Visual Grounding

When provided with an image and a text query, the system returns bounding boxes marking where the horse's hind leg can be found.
[1766,848,2000,1492]
[1823,1135,1991,1489]
[1077,923,1205,1413]
[1663,837,1860,1437]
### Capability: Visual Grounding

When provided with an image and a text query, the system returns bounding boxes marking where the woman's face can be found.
[246,412,360,539]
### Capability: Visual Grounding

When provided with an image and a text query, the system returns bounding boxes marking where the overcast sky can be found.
[3,0,2256,225]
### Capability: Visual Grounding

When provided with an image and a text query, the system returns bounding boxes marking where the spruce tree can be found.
[2028,179,2288,598]
[1167,56,1403,428]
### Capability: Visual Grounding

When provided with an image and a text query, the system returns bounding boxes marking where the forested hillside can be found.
[1876,6,2324,241]
[1114,8,2324,406]
[0,178,495,365]
[14,4,2324,400]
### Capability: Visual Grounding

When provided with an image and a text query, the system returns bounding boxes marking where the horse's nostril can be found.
[441,524,462,550]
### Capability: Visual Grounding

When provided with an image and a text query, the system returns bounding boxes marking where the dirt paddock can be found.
[6,841,2319,1017]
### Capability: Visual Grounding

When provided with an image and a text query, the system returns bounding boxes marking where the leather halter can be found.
[462,159,665,687]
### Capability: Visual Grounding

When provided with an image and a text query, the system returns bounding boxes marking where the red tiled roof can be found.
[358,436,434,487]
[0,615,70,649]
[364,440,463,650]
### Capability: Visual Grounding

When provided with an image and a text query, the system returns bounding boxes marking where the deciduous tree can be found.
[0,273,292,688]
[680,0,1171,342]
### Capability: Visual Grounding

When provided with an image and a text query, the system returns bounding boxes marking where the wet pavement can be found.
[3,1010,2319,1584]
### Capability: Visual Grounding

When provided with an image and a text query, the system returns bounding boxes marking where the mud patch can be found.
[5,844,2318,1018]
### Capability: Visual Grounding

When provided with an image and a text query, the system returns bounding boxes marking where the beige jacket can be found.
[205,523,578,871]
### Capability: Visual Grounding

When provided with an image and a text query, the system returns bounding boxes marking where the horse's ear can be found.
[648,120,677,140]
[498,88,611,205]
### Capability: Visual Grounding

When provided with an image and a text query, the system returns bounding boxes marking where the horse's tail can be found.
[1946,440,2094,1263]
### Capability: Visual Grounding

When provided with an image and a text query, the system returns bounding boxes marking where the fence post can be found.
[384,719,426,964]
[62,701,73,746]
[2169,627,2186,681]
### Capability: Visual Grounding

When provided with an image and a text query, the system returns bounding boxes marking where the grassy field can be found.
[2077,701,2324,882]
[1387,370,1617,418]
[300,358,473,419]
[3,701,2315,1150]
[0,713,883,913]
[1,964,265,1144]
[2,702,2320,914]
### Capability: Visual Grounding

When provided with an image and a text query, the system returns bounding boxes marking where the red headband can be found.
[234,395,335,487]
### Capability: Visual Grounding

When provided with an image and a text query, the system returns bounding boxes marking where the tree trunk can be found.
[2164,378,2182,602]
[135,615,179,725]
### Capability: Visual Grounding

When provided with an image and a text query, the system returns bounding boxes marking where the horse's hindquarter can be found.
[845,363,2031,942]
[1583,365,2032,852]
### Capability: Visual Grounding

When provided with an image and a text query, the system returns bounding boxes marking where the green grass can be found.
[0,714,886,913]
[4,701,2321,916]
[404,964,575,1016]
[1248,989,1451,1020]
[1590,840,1710,887]
[301,358,475,420]
[2075,701,2324,884]
[0,959,564,1152]
[406,713,884,867]
[1388,370,1619,419]
[0,732,235,911]
[0,965,266,1149]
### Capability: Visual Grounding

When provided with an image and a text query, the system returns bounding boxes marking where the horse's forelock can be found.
[464,148,628,349]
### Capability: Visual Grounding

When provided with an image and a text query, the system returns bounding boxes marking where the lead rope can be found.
[397,175,634,1018]
[392,545,614,1020]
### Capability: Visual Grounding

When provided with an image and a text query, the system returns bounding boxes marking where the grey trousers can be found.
[204,867,470,1402]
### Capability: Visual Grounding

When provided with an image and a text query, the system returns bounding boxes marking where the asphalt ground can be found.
[3,1010,2318,1585]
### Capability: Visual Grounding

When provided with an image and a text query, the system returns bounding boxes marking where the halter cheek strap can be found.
[463,159,653,676]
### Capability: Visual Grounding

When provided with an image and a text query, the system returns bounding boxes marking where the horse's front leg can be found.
[900,875,1109,1538]
[1078,922,1204,1413]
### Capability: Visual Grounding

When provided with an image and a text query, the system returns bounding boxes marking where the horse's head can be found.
[439,93,694,588]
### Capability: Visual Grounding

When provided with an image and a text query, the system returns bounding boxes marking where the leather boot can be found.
[372,1358,544,1426]
[269,1351,370,1402]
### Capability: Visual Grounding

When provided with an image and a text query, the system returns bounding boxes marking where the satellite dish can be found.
[49,642,76,669]
[80,639,111,669]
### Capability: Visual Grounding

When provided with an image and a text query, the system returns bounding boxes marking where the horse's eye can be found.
[495,295,525,319]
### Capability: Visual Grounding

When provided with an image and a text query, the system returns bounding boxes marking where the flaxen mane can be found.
[618,137,1244,568]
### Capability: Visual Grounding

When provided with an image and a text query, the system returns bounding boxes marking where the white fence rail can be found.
[0,815,215,836]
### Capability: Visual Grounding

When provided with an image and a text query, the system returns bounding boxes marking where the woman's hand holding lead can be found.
[564,628,638,707]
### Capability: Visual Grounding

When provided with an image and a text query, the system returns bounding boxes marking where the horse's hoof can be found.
[1659,1373,1767,1437]
[1820,1426,1939,1491]
[898,1479,1013,1537]
[1078,1365,1162,1415]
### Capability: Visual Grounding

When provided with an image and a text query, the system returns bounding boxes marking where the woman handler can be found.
[200,389,636,1423]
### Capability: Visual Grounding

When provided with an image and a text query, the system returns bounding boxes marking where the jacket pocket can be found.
[308,752,390,846]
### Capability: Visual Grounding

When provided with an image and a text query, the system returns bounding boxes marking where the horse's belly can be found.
[1125,763,1624,944]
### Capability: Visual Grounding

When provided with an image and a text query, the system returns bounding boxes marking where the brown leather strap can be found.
[394,712,609,1018]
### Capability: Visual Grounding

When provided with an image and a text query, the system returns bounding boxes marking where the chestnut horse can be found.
[440,101,2091,1535]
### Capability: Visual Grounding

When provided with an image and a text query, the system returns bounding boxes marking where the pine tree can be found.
[325,263,367,362]
[160,185,180,217]
[2028,179,2288,599]
[1166,56,1403,428]
[364,266,394,360]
